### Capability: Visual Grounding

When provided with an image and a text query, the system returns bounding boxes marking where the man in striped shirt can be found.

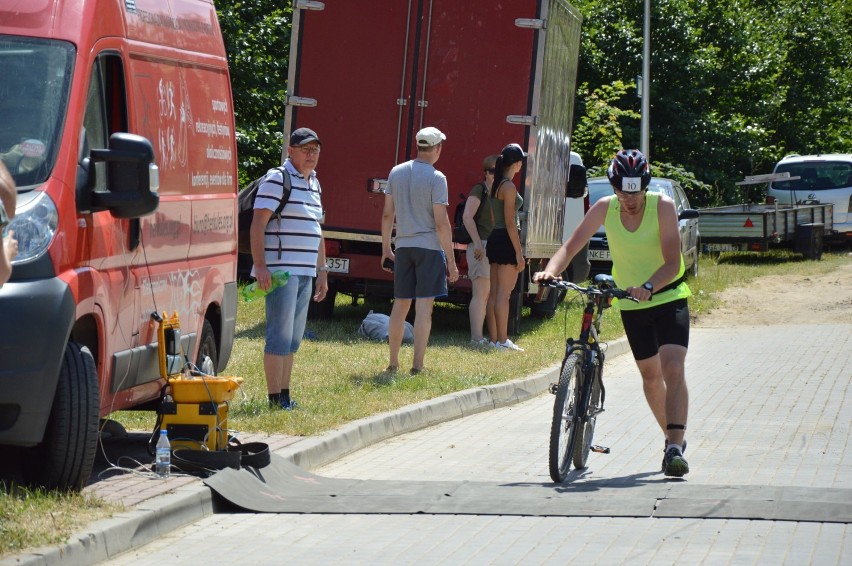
[250,128,329,410]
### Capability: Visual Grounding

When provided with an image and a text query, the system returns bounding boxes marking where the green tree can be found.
[571,0,851,206]
[217,1,293,186]
[572,80,640,167]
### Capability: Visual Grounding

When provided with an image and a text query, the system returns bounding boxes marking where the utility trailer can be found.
[282,0,584,331]
[699,202,833,259]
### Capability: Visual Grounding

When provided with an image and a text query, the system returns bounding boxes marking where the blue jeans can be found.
[264,274,312,356]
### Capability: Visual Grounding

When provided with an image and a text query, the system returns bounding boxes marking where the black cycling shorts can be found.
[620,298,690,361]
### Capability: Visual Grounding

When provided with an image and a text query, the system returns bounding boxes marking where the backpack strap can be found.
[470,181,495,225]
[270,166,292,221]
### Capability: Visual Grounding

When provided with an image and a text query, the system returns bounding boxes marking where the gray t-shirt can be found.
[387,159,448,250]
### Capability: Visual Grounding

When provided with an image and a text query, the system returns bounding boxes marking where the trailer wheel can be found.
[507,272,524,335]
[196,319,218,376]
[530,269,569,319]
[308,279,337,320]
[24,342,99,491]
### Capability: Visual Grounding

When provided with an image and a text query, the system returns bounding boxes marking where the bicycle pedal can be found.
[549,383,558,395]
[590,445,610,454]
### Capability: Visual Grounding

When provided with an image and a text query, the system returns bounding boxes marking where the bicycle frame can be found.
[565,290,609,428]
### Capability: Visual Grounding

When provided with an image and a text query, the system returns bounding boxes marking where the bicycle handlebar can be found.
[539,278,638,302]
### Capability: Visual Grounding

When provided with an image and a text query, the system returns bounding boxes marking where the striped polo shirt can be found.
[251,159,323,278]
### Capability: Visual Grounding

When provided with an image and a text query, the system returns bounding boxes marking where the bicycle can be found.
[540,274,637,483]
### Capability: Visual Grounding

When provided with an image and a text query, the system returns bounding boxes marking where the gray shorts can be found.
[394,247,448,299]
[466,242,490,280]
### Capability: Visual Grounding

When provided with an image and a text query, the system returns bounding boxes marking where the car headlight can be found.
[4,191,59,264]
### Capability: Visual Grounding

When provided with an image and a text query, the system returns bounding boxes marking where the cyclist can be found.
[533,149,691,477]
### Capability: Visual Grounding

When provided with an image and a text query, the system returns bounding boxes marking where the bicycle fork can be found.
[582,351,610,455]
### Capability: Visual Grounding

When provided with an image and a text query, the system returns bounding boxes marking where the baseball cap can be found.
[501,143,528,165]
[289,127,322,146]
[415,127,446,148]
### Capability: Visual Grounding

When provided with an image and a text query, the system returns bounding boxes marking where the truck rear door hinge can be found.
[295,0,325,10]
[417,100,428,108]
[286,96,318,108]
[515,18,546,30]
[506,115,538,126]
[396,98,408,106]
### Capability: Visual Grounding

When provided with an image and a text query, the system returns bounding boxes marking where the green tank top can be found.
[604,192,691,311]
[491,178,522,230]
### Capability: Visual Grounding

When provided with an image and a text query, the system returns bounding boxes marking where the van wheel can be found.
[196,320,218,376]
[24,342,99,491]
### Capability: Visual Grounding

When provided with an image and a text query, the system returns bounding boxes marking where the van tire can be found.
[25,342,99,491]
[196,320,218,376]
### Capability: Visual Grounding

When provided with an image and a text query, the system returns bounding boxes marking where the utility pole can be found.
[640,0,650,159]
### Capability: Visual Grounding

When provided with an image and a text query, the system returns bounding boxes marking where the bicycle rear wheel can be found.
[573,357,602,469]
[549,351,583,482]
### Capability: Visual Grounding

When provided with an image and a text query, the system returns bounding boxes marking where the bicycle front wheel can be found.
[549,351,584,482]
[573,357,602,469]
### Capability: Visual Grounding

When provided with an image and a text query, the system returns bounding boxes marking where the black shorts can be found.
[485,228,519,266]
[620,298,690,361]
[393,247,448,299]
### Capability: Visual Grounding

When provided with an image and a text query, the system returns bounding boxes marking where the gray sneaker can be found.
[663,447,689,477]
[661,440,687,471]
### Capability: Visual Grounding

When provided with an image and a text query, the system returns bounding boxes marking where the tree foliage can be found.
[571,0,851,206]
[216,1,293,187]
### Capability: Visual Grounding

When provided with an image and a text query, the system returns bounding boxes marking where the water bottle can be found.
[155,429,171,478]
[241,270,290,301]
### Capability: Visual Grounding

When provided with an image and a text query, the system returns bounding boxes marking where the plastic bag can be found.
[357,310,414,343]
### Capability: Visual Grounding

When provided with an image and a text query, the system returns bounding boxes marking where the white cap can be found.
[416,126,446,148]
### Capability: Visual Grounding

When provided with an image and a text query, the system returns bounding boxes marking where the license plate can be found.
[703,243,742,252]
[588,249,611,261]
[325,257,349,273]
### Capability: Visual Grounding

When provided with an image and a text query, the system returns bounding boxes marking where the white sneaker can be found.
[496,339,524,352]
[469,338,491,348]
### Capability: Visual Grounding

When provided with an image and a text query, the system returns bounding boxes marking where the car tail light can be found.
[325,239,340,256]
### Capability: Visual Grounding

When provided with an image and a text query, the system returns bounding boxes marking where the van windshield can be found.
[0,36,74,189]
[771,161,852,192]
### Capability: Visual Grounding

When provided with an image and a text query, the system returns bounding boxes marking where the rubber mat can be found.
[203,455,852,522]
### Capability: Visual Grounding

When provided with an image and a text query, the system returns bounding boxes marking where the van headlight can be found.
[5,191,59,264]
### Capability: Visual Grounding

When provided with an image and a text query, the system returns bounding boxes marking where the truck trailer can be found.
[281,0,586,331]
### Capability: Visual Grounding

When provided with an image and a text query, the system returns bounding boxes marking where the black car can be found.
[586,177,700,277]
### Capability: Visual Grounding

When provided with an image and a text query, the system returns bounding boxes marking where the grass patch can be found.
[2,250,848,559]
[110,250,849,437]
[0,484,120,559]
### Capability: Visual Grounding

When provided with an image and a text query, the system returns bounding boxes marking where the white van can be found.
[768,154,851,243]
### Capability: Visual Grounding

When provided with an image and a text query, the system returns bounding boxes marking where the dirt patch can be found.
[694,259,852,327]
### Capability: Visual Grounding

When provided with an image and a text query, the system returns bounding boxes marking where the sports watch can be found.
[642,281,654,294]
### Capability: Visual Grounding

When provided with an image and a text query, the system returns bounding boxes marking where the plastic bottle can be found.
[155,429,171,478]
[241,270,290,301]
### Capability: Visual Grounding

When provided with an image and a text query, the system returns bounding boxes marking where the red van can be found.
[0,0,239,490]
